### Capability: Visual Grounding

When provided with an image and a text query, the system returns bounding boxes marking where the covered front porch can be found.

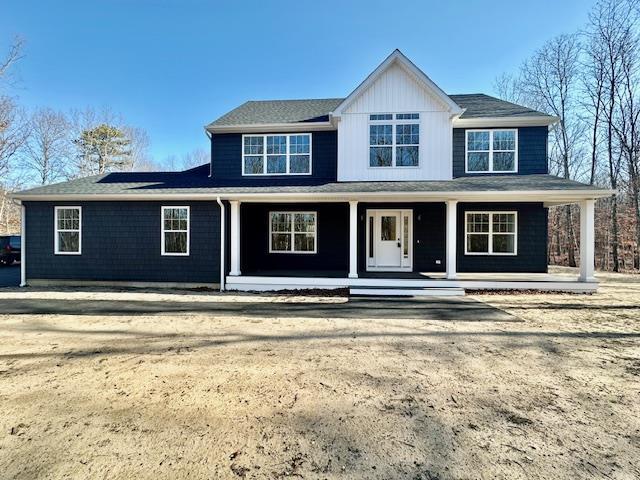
[221,192,600,294]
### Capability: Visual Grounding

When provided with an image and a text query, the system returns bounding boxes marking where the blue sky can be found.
[2,0,592,162]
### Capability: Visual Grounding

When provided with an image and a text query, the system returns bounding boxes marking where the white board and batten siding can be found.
[337,63,454,182]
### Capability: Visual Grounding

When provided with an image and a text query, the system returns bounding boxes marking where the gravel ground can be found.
[0,268,638,479]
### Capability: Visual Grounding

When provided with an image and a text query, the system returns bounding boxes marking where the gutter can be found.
[11,188,616,202]
[206,121,335,134]
[452,116,559,128]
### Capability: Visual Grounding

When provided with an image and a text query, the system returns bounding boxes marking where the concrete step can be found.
[349,287,465,297]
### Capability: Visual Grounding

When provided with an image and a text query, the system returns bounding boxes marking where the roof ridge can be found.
[245,97,344,103]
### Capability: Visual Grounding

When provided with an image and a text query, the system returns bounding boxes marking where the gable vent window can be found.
[242,134,311,176]
[466,129,517,173]
[369,113,419,168]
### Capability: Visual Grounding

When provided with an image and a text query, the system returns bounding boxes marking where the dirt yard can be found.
[0,268,638,479]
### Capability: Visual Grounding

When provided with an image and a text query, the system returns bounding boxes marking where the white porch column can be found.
[229,200,241,276]
[579,199,596,282]
[446,200,458,280]
[349,200,358,278]
[20,203,26,287]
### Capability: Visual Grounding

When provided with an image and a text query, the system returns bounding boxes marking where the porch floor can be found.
[227,269,598,293]
[240,269,582,283]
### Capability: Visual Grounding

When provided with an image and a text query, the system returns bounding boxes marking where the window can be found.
[162,206,189,256]
[54,206,81,254]
[369,113,420,167]
[243,134,311,175]
[269,211,317,253]
[466,129,517,173]
[465,212,517,255]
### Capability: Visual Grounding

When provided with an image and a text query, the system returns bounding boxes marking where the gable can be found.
[343,62,451,114]
[332,49,463,117]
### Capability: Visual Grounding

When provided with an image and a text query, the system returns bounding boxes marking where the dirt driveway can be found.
[0,269,639,479]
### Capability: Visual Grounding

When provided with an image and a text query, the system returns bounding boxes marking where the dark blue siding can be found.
[457,202,548,273]
[452,127,548,177]
[210,130,337,186]
[25,201,220,283]
[241,203,349,275]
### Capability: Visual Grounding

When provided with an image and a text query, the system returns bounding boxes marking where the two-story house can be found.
[13,50,612,294]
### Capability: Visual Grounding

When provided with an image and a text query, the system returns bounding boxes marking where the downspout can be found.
[216,196,225,291]
[11,199,26,287]
[204,128,213,178]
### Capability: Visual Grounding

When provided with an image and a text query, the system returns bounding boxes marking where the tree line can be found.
[495,0,640,272]
[0,37,208,234]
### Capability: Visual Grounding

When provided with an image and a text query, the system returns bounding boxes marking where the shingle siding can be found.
[457,202,548,273]
[25,201,220,283]
[241,202,349,274]
[210,130,337,186]
[452,127,548,177]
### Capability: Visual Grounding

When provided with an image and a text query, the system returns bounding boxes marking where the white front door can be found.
[366,209,413,271]
[377,212,402,267]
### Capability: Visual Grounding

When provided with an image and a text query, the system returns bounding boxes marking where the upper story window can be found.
[54,206,81,255]
[369,113,420,168]
[243,134,311,176]
[162,206,190,256]
[466,129,517,173]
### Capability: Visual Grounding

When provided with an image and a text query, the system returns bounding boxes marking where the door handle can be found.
[397,241,401,247]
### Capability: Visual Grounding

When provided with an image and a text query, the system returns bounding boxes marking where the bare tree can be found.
[585,0,639,271]
[160,148,210,171]
[22,107,70,185]
[124,126,151,171]
[0,36,24,89]
[500,34,585,266]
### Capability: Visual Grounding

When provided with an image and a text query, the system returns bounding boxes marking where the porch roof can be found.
[13,172,612,203]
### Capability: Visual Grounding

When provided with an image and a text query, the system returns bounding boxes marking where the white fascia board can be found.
[331,50,463,117]
[206,122,335,134]
[453,116,559,128]
[12,189,614,203]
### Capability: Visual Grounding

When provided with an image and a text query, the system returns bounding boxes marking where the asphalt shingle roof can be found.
[207,94,553,127]
[449,94,551,119]
[14,170,606,198]
[208,98,343,127]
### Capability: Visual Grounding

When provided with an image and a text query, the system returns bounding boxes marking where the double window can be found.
[466,129,517,173]
[465,212,517,255]
[54,206,81,254]
[243,134,311,175]
[369,113,420,167]
[269,211,317,253]
[162,206,190,256]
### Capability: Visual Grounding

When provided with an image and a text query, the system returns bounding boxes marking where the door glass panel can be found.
[381,216,396,241]
[403,215,409,258]
[368,216,374,258]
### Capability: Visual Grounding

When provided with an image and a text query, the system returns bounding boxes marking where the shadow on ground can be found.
[0,296,520,321]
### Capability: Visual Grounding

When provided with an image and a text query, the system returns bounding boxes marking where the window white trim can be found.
[464,211,518,256]
[465,129,518,173]
[269,211,317,254]
[242,134,312,176]
[54,206,82,255]
[368,113,420,168]
[161,206,190,256]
